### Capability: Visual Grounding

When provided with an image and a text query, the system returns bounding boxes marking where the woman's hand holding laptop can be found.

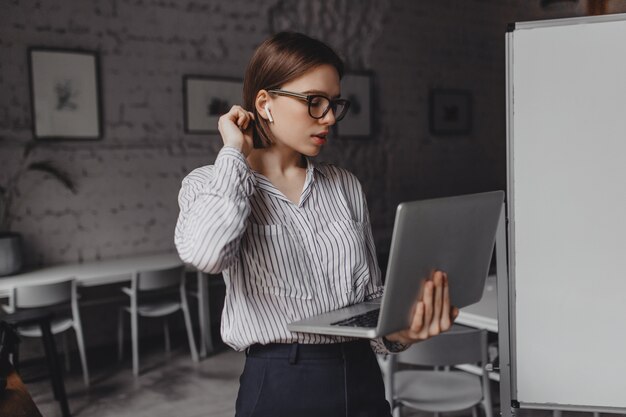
[383,270,459,345]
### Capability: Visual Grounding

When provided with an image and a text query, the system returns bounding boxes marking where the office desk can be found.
[0,252,213,356]
[454,274,499,381]
[456,274,498,333]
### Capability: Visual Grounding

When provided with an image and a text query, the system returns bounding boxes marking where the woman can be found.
[175,32,458,417]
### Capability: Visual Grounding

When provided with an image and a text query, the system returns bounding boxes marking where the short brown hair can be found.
[243,32,344,148]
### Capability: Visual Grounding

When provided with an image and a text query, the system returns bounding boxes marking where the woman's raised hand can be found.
[218,105,255,157]
[383,270,459,346]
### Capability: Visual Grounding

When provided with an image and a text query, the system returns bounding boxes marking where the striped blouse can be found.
[175,146,403,354]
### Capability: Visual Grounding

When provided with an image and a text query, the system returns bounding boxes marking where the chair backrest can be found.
[15,279,74,309]
[396,325,487,367]
[137,264,185,291]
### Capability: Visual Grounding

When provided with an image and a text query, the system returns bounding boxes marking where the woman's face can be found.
[265,64,341,157]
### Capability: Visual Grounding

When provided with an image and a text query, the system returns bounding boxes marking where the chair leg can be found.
[117,309,124,362]
[40,319,71,417]
[131,308,139,377]
[197,271,213,357]
[482,401,493,417]
[197,287,207,358]
[62,332,71,372]
[472,406,479,417]
[71,279,90,387]
[164,318,171,354]
[181,293,199,362]
[73,325,90,387]
[11,347,20,376]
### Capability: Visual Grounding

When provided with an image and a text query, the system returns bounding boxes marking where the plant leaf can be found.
[27,161,78,194]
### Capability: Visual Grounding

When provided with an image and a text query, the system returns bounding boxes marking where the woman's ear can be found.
[255,90,272,122]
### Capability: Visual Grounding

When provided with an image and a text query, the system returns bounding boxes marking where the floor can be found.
[27,341,244,417]
[22,339,624,417]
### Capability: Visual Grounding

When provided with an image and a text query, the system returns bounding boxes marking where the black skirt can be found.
[235,340,392,417]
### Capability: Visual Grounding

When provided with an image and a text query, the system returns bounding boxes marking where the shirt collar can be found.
[305,157,327,179]
[250,157,326,206]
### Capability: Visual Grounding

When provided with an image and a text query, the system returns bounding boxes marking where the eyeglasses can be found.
[267,89,350,122]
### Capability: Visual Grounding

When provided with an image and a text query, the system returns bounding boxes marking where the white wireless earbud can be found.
[264,104,274,123]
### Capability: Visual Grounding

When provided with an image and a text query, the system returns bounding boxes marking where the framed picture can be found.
[28,48,102,140]
[183,76,243,134]
[337,72,373,138]
[429,89,472,135]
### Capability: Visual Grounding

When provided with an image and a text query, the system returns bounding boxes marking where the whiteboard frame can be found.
[503,13,626,416]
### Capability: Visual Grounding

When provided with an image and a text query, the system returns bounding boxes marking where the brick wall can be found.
[3,0,624,264]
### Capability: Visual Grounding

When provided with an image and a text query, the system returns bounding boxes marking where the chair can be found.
[189,270,216,357]
[387,325,493,417]
[1,279,90,388]
[2,311,70,417]
[117,264,199,376]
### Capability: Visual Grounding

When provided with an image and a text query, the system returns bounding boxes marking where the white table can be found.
[0,252,214,356]
[456,274,498,333]
[454,274,499,381]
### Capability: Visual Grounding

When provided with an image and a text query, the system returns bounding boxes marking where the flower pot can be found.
[0,232,22,276]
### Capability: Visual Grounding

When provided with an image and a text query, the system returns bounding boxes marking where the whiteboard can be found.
[507,14,626,411]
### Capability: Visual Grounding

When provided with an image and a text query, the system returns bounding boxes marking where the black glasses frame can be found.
[267,89,350,121]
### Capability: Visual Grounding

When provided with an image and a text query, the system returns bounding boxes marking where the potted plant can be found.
[0,142,77,276]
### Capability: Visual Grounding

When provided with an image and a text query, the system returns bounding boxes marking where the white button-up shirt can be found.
[175,146,403,353]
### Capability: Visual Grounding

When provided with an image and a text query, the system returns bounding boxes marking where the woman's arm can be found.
[174,147,256,273]
[175,106,256,273]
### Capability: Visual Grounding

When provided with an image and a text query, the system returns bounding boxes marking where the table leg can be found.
[197,271,214,357]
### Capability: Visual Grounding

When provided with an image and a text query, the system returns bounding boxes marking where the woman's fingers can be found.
[418,280,434,338]
[440,273,452,331]
[236,113,246,128]
[409,301,425,335]
[218,106,256,156]
[429,271,444,335]
[242,111,255,130]
[236,107,251,128]
[223,105,249,128]
[385,270,461,345]
[219,106,243,130]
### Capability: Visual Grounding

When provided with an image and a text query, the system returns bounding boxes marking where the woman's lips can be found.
[311,131,328,145]
[311,135,327,145]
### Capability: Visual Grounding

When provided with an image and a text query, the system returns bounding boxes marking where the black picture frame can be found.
[28,47,103,141]
[429,89,472,135]
[337,72,373,138]
[183,75,243,134]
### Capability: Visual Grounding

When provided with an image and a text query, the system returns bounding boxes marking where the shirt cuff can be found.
[219,146,248,164]
[382,337,410,353]
[212,146,256,198]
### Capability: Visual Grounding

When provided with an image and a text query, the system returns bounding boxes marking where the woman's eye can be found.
[309,97,324,107]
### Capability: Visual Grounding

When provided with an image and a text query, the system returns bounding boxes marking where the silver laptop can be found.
[287,190,504,339]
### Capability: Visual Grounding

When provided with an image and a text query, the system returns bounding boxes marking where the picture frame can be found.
[337,72,373,138]
[183,76,243,134]
[429,89,472,135]
[28,48,103,140]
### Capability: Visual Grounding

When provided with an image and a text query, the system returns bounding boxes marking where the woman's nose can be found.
[320,108,337,126]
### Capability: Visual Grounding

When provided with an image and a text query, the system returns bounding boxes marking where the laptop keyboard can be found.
[331,309,380,328]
